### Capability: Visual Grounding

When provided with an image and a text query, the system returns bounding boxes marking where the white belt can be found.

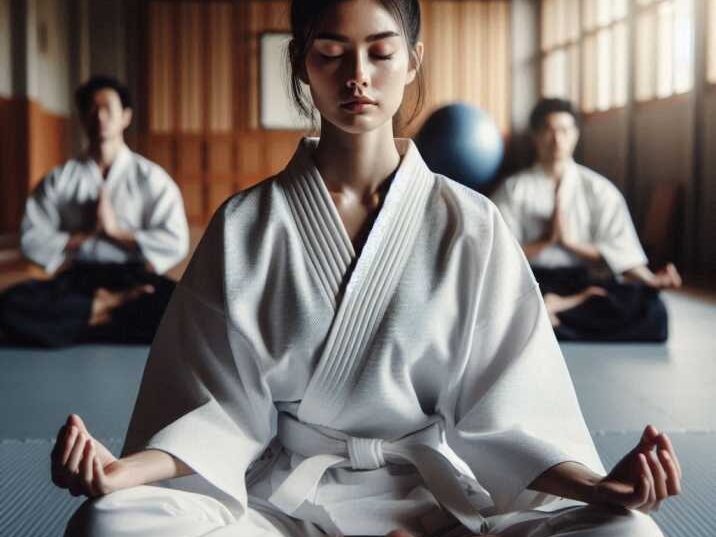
[268,413,493,535]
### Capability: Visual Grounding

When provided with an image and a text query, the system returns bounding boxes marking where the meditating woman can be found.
[52,1,679,535]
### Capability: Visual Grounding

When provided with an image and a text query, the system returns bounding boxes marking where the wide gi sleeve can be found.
[20,170,71,274]
[123,205,275,508]
[590,184,648,275]
[442,203,604,514]
[133,167,190,274]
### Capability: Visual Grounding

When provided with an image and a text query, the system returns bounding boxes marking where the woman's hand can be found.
[51,414,129,497]
[594,425,682,512]
[51,414,195,498]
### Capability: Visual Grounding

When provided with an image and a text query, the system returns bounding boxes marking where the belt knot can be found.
[347,436,385,470]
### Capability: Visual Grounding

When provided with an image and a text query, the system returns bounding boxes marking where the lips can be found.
[341,96,377,106]
[340,97,377,113]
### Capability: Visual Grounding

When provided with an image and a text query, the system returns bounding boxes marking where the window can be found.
[635,0,694,101]
[541,0,581,105]
[540,0,695,112]
[707,0,716,83]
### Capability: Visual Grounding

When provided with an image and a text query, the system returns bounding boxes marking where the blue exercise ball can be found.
[415,103,504,192]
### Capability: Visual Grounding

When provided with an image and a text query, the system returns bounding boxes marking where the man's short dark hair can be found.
[74,75,132,115]
[528,97,580,132]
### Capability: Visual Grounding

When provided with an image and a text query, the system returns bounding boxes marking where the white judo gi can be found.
[68,140,662,536]
[491,161,647,276]
[22,145,189,275]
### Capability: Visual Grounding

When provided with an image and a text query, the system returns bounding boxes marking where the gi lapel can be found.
[281,138,434,427]
[280,140,355,310]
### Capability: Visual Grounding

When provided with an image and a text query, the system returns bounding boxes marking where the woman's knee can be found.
[64,497,107,537]
[545,504,664,537]
[64,486,234,537]
[64,487,164,537]
[620,510,663,537]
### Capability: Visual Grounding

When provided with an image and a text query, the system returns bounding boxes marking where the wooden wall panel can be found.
[416,0,511,134]
[28,100,72,190]
[236,132,264,181]
[178,2,203,133]
[176,137,203,176]
[182,182,205,222]
[0,96,71,233]
[148,2,174,132]
[208,182,235,216]
[208,3,234,132]
[143,135,174,174]
[208,137,234,177]
[0,96,27,234]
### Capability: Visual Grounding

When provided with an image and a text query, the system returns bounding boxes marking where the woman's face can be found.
[303,0,421,135]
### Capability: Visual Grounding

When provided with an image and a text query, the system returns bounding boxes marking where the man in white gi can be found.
[492,98,682,341]
[0,76,189,346]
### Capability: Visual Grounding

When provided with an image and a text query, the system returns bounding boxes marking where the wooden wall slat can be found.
[208,3,234,132]
[179,3,203,133]
[149,2,174,132]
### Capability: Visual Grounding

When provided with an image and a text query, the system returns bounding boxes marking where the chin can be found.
[324,111,393,136]
[324,119,374,135]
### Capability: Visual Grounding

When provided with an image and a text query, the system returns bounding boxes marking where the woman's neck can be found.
[314,121,401,198]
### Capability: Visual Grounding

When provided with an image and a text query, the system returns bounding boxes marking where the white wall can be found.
[26,0,71,115]
[0,0,11,97]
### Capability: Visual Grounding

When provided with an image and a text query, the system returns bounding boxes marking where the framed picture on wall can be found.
[260,32,313,130]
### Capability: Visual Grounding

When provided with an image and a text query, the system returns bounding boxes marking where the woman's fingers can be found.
[639,425,659,449]
[51,425,67,460]
[80,441,95,496]
[61,425,79,465]
[646,450,668,501]
[656,433,682,478]
[92,456,107,496]
[636,453,655,512]
[68,413,90,436]
[66,432,87,475]
[51,425,69,487]
[659,448,682,496]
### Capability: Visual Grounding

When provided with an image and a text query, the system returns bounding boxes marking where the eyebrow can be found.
[314,31,400,43]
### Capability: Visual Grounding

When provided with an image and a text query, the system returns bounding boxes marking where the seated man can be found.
[492,98,681,342]
[0,76,189,347]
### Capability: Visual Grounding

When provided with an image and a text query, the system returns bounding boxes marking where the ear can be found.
[122,108,133,129]
[405,41,424,85]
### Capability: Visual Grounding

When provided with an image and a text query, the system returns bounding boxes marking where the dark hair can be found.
[528,98,580,132]
[288,0,424,131]
[74,75,132,116]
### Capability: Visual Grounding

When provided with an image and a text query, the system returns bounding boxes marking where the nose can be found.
[345,50,369,89]
[96,108,109,124]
